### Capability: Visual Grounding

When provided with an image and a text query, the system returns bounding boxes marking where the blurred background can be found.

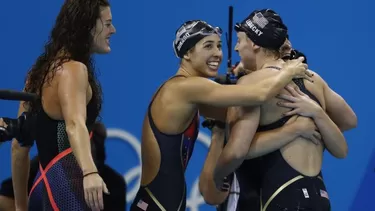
[0,0,373,210]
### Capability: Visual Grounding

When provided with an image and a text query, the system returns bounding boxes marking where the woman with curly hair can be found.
[11,0,116,210]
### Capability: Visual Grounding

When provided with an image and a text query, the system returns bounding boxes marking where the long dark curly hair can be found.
[24,0,110,120]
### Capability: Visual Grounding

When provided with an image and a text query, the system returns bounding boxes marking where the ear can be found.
[183,52,191,61]
[183,47,195,61]
[252,43,261,51]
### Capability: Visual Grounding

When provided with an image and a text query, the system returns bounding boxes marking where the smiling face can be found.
[91,6,116,54]
[184,34,223,77]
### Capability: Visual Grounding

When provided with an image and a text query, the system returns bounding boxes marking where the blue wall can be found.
[0,0,373,210]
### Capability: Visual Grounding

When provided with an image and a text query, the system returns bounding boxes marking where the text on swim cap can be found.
[177,32,191,51]
[245,20,263,36]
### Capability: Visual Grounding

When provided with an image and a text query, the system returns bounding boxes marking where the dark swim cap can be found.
[235,9,288,50]
[173,20,222,58]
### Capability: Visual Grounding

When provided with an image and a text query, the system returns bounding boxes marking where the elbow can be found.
[224,146,248,165]
[199,184,226,205]
[347,113,358,129]
[332,145,348,159]
[65,118,86,137]
[338,146,349,159]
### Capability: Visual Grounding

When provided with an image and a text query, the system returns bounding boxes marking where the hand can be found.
[290,117,322,145]
[0,118,9,143]
[214,176,230,192]
[83,173,110,211]
[277,86,322,118]
[282,57,313,83]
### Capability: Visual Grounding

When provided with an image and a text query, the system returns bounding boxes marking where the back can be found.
[243,67,327,176]
[251,68,326,125]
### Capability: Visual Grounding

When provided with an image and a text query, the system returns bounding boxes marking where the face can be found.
[184,34,223,78]
[91,6,116,54]
[235,32,257,71]
[280,39,292,59]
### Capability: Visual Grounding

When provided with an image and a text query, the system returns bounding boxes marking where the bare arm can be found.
[180,72,294,107]
[58,62,97,174]
[176,59,308,108]
[12,100,30,210]
[247,117,321,159]
[321,77,357,131]
[280,86,348,159]
[199,127,228,205]
[198,104,227,122]
[247,121,299,159]
[313,109,348,158]
[213,105,260,187]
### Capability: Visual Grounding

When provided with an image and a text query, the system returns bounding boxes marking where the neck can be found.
[177,61,203,77]
[255,52,283,70]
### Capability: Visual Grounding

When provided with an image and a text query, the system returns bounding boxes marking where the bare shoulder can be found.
[307,69,327,87]
[237,68,277,85]
[57,61,88,79]
[167,76,218,92]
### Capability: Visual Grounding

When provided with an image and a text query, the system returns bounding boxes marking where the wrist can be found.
[312,107,325,120]
[82,166,98,175]
[287,123,303,137]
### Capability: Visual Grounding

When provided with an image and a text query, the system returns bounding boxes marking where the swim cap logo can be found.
[245,12,269,37]
[252,12,269,28]
[175,21,199,51]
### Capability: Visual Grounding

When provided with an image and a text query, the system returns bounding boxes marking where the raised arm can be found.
[176,58,309,107]
[58,62,97,174]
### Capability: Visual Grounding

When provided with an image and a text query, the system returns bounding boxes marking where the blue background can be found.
[0,0,373,210]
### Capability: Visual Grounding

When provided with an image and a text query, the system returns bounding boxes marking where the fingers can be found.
[84,189,90,209]
[295,86,308,97]
[97,187,104,210]
[103,181,110,195]
[88,189,98,210]
[313,131,322,141]
[283,109,298,117]
[305,70,313,77]
[277,101,297,109]
[310,136,320,145]
[220,182,230,192]
[303,74,314,83]
[276,93,296,102]
[284,86,299,97]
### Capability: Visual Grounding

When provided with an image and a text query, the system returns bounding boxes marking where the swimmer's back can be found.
[41,61,93,121]
[241,67,326,125]
[242,66,326,176]
[29,60,98,210]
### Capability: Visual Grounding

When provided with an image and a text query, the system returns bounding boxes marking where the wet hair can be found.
[24,0,110,119]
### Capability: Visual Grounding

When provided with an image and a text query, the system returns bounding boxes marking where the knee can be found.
[0,195,15,211]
